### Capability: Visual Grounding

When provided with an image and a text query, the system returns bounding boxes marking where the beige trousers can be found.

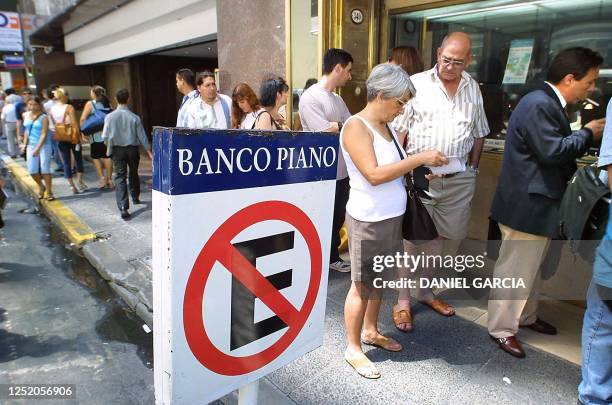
[487,223,551,338]
[422,168,478,240]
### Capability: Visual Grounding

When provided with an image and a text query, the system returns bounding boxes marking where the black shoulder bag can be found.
[389,126,438,244]
[559,164,610,263]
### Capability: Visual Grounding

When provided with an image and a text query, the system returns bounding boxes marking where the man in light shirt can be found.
[175,68,198,127]
[186,71,232,130]
[391,32,489,322]
[579,97,611,405]
[299,48,353,273]
[102,88,153,220]
[1,94,18,158]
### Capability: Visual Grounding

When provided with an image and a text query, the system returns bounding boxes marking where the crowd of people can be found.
[0,84,152,220]
[0,28,610,404]
[174,34,610,403]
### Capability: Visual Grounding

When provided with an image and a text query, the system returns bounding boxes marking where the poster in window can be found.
[502,39,534,84]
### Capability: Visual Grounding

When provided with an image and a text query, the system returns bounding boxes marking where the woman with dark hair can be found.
[23,96,54,200]
[80,85,113,189]
[255,77,289,130]
[389,46,424,76]
[231,83,265,129]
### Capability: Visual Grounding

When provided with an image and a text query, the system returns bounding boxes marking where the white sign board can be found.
[0,12,22,52]
[152,128,338,404]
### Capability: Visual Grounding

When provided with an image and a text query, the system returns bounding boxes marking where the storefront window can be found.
[389,0,612,150]
[291,0,320,130]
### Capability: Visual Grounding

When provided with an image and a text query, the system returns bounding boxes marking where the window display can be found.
[389,0,612,152]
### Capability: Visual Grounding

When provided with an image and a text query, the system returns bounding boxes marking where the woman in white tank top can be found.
[50,87,87,193]
[341,64,447,379]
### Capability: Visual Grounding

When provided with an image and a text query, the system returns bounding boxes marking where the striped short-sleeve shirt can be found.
[392,66,490,162]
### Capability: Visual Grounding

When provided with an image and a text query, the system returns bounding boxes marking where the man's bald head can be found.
[440,32,472,57]
[436,32,473,83]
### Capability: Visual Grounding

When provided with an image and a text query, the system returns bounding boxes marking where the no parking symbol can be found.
[183,200,322,376]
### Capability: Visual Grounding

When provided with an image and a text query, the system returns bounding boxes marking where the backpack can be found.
[559,164,611,262]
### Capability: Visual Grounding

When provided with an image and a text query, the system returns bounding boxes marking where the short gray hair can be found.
[366,63,416,102]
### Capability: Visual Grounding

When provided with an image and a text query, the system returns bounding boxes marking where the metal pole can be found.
[238,380,259,405]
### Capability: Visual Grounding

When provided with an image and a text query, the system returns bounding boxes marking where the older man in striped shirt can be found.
[392,32,489,322]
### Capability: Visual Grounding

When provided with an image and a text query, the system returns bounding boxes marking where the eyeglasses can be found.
[440,56,465,68]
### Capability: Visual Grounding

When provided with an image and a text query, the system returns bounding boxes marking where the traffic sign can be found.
[152,128,338,404]
[183,200,322,375]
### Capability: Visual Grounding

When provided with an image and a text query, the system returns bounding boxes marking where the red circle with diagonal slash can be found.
[183,200,322,376]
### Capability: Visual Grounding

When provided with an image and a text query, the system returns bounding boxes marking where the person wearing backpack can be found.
[578,98,612,405]
[50,87,87,194]
[185,71,232,130]
[80,86,113,189]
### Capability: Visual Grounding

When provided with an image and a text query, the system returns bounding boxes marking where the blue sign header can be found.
[152,128,339,195]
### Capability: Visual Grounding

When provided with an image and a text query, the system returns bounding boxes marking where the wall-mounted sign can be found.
[502,39,534,85]
[351,9,364,24]
[0,12,23,52]
[3,55,24,69]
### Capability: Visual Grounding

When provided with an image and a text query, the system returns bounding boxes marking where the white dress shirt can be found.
[176,89,199,127]
[392,66,490,164]
[185,94,232,130]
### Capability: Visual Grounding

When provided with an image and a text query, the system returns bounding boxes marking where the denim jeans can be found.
[578,278,612,404]
[50,133,63,170]
[58,142,84,179]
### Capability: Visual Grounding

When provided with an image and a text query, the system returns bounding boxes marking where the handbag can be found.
[389,126,439,243]
[52,106,79,144]
[81,102,111,135]
[559,163,611,263]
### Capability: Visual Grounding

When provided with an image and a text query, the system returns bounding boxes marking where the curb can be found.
[1,155,97,246]
[82,242,153,328]
[1,152,153,328]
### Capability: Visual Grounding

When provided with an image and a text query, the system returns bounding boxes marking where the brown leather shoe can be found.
[490,335,525,358]
[520,318,557,335]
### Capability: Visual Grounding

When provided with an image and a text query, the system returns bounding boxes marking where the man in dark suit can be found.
[488,47,606,358]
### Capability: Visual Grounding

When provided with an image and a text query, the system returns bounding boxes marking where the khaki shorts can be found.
[345,213,403,283]
[421,168,478,240]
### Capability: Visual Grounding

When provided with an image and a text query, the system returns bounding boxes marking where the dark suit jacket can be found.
[490,83,592,237]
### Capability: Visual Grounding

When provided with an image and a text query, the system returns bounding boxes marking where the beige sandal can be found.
[345,354,380,379]
[361,334,403,352]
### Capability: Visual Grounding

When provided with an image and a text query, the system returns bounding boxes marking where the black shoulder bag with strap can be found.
[559,164,611,263]
[389,126,438,244]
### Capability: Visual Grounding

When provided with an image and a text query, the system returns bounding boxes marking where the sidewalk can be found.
[1,140,154,327]
[1,139,582,404]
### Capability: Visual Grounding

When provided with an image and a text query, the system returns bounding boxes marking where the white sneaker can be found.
[330,260,351,272]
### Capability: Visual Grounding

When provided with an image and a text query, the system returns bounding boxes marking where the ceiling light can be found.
[427,0,546,20]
